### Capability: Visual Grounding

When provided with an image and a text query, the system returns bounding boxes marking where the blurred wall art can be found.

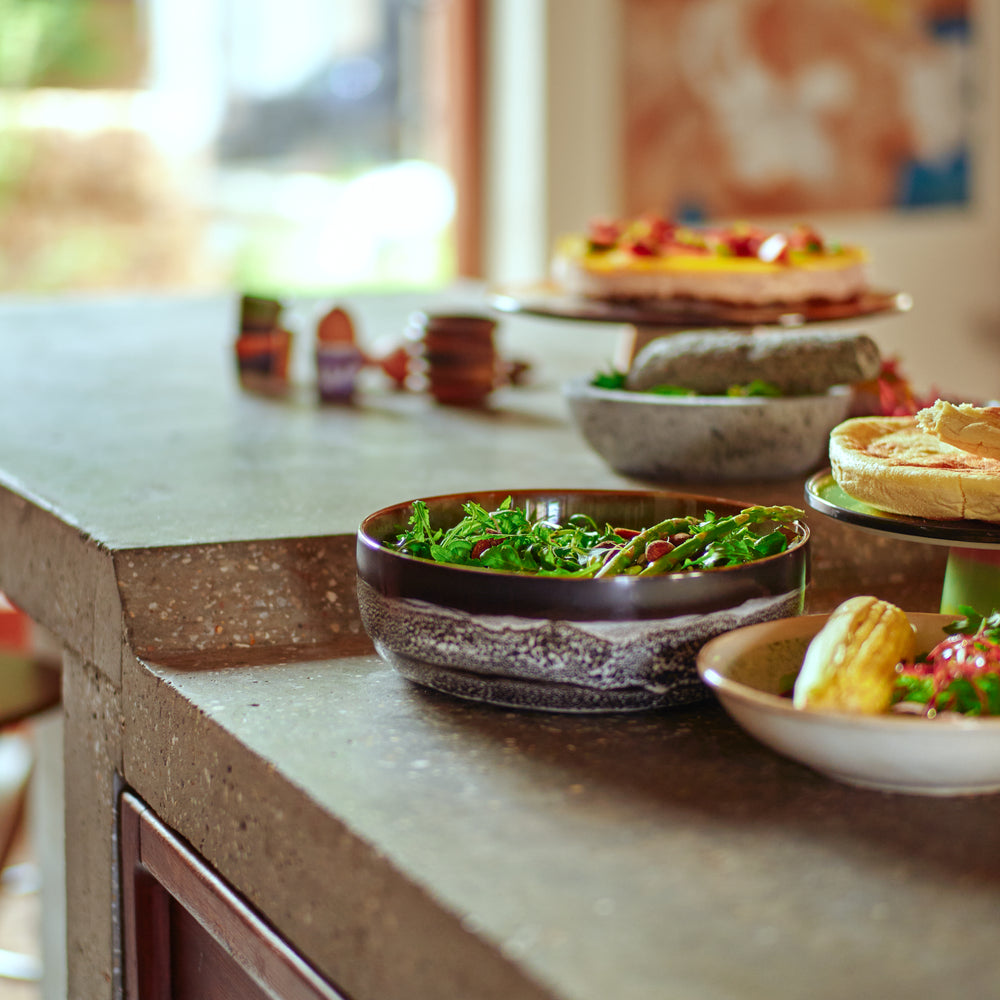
[623,0,972,218]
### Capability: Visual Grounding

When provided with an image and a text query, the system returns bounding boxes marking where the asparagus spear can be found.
[639,505,804,575]
[593,515,700,578]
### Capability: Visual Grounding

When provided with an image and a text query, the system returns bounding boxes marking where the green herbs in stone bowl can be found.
[590,369,782,398]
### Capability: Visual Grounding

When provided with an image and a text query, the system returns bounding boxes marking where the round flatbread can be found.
[829,415,1000,522]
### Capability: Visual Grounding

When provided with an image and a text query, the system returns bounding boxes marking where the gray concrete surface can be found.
[0,289,987,1000]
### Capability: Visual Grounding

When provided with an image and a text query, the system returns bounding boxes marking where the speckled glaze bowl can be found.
[698,613,1000,795]
[563,377,852,483]
[356,489,809,712]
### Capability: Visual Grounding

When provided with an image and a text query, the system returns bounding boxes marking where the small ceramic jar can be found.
[408,312,499,407]
[316,306,366,403]
[235,295,292,389]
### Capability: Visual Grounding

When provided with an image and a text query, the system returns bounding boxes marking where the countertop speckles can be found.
[0,291,985,1000]
[132,652,1000,1000]
[114,535,369,667]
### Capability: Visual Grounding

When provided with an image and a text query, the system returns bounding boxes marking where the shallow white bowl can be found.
[697,613,1000,796]
[563,376,852,482]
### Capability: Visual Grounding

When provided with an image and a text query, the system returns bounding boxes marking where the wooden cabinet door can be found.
[120,791,348,1000]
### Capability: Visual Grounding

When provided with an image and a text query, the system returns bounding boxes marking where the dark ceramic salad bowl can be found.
[356,488,810,712]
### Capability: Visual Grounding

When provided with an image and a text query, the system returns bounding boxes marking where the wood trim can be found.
[120,792,346,1000]
[444,0,484,277]
[121,794,171,1000]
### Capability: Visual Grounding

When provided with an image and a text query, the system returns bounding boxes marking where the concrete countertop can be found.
[0,287,618,547]
[128,651,1000,1000]
[0,289,991,1000]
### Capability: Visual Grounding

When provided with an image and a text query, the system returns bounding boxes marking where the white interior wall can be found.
[485,0,1000,401]
[485,0,622,285]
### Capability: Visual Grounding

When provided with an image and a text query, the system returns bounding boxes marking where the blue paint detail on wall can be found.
[895,151,969,208]
[896,11,971,208]
[927,15,970,41]
[675,202,707,224]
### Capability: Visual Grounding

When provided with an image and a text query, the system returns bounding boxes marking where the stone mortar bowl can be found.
[356,488,810,713]
[563,376,852,483]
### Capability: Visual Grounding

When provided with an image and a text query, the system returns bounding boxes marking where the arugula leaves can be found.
[390,497,803,578]
[943,607,1000,644]
[392,497,622,576]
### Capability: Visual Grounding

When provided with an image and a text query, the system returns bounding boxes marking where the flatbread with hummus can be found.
[829,414,1000,522]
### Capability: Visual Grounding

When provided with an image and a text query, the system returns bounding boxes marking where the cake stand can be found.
[488,283,911,369]
[805,471,1000,615]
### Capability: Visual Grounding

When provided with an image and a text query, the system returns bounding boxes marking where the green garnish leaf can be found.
[589,369,787,399]
[892,673,934,706]
[591,369,627,390]
[944,606,1000,643]
[753,530,789,557]
[726,379,782,398]
[647,384,698,397]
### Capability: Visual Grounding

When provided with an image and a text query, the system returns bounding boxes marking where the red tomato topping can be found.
[643,214,675,247]
[724,230,765,257]
[586,217,621,248]
[626,239,658,257]
[788,224,825,253]
[580,216,835,263]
